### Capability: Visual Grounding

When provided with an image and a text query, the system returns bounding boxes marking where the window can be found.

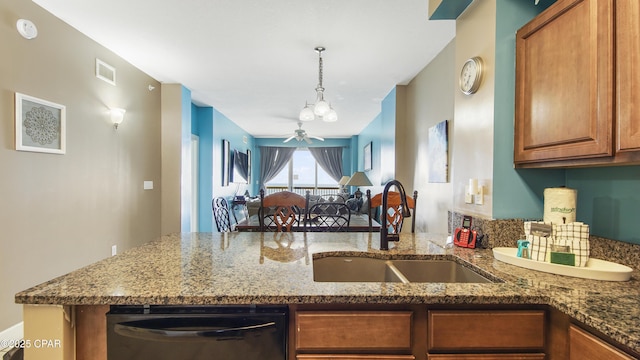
[266,149,338,195]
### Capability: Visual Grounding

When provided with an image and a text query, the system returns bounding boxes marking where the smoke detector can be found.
[17,19,38,40]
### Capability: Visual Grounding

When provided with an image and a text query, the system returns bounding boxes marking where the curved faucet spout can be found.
[380,180,411,250]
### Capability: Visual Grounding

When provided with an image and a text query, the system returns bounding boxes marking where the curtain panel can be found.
[258,147,296,190]
[308,147,343,183]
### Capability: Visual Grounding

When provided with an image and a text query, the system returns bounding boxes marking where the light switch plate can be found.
[474,186,484,205]
[143,181,153,190]
[464,193,474,204]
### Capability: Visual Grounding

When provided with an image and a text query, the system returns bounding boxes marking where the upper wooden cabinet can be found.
[515,0,640,167]
[616,0,640,155]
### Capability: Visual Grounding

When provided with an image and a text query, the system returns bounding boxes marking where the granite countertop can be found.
[15,232,640,353]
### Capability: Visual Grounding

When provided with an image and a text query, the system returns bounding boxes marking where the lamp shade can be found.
[299,104,315,122]
[110,108,126,128]
[338,176,351,186]
[345,171,372,187]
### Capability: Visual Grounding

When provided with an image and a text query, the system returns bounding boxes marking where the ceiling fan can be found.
[283,122,325,144]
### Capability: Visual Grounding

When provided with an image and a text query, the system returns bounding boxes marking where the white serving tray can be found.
[492,247,633,282]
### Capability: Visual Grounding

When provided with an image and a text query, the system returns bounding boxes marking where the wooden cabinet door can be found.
[297,356,415,360]
[427,355,544,360]
[295,311,413,352]
[515,0,614,165]
[616,0,640,153]
[569,325,635,360]
[427,310,545,352]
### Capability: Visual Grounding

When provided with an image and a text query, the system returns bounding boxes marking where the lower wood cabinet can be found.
[427,310,545,353]
[569,324,635,360]
[297,356,415,360]
[295,311,413,351]
[427,355,544,360]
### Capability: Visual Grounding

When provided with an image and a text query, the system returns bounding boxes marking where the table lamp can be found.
[345,171,372,199]
[338,175,351,194]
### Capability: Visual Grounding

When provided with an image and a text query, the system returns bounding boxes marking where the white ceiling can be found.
[33,0,455,139]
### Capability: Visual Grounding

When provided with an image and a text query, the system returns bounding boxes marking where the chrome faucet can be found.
[380,180,411,250]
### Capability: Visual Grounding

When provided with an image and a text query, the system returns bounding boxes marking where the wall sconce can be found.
[110,108,126,129]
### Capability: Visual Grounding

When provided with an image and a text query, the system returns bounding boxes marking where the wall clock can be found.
[459,56,483,95]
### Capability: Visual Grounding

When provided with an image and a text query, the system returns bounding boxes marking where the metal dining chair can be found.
[305,202,351,232]
[212,197,232,232]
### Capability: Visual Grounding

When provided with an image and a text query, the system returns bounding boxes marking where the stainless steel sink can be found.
[313,256,494,283]
[312,257,406,282]
[390,259,492,283]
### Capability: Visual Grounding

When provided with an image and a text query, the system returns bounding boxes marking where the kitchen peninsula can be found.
[15,232,640,360]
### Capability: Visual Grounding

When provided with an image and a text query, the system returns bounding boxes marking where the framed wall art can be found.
[428,120,449,183]
[222,139,230,186]
[364,141,372,171]
[15,92,66,154]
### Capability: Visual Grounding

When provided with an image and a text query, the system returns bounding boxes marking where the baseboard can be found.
[0,322,23,350]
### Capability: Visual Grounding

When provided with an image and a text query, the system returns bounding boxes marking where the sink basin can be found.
[313,256,494,283]
[391,259,493,283]
[312,257,405,282]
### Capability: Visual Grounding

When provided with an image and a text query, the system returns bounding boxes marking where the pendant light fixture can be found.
[299,47,338,123]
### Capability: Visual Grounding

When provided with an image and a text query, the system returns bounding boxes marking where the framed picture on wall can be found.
[222,139,230,186]
[246,149,252,184]
[364,142,372,171]
[428,120,449,183]
[15,92,66,154]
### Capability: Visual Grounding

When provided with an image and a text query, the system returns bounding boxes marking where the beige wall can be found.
[0,0,162,330]
[401,40,456,234]
[451,0,496,218]
[160,84,183,235]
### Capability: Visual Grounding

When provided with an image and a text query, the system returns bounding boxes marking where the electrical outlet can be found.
[111,245,117,256]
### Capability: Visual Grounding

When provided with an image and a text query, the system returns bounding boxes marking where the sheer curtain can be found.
[259,146,296,190]
[308,147,343,183]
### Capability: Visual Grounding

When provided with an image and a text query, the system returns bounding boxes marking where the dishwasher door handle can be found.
[114,319,277,341]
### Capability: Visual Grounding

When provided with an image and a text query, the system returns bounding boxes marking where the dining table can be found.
[235,213,380,232]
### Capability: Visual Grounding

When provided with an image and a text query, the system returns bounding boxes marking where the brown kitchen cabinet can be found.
[515,0,640,167]
[569,324,636,360]
[427,310,545,359]
[615,0,640,156]
[514,0,615,167]
[294,310,415,359]
[427,355,544,360]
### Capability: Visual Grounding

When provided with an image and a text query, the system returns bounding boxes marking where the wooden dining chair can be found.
[259,189,307,232]
[368,189,418,233]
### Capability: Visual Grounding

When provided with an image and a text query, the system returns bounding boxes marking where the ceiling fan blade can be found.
[304,136,313,144]
[309,135,325,141]
[283,135,296,143]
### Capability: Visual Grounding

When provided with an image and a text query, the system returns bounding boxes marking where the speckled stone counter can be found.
[15,232,640,353]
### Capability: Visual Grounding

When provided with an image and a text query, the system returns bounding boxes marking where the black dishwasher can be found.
[107,305,287,360]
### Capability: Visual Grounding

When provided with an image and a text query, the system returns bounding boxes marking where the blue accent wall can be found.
[357,114,382,185]
[493,0,564,221]
[192,105,255,232]
[429,0,473,20]
[492,0,640,244]
[566,167,640,243]
[180,86,193,232]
